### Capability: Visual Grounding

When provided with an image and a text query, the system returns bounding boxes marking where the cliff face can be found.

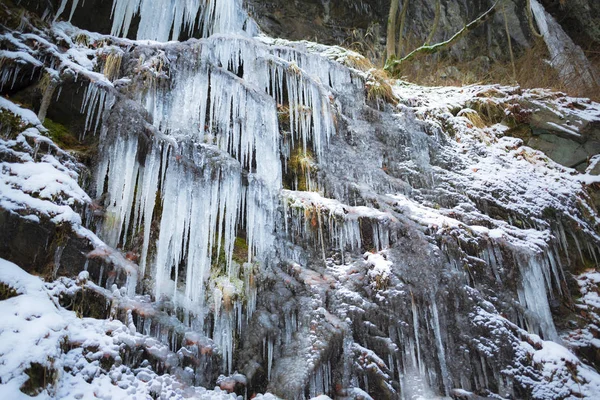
[2,1,600,399]
[18,0,600,58]
[21,0,600,93]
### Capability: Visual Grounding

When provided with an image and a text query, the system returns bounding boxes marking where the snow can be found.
[0,110,89,224]
[0,49,44,67]
[0,96,138,291]
[2,1,600,398]
[473,307,600,399]
[0,258,241,399]
[365,252,392,289]
[0,96,42,127]
[3,160,90,204]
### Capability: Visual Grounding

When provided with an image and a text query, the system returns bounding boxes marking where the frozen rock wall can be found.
[1,0,600,399]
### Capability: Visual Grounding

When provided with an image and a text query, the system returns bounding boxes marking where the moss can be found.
[286,145,315,192]
[365,69,397,106]
[277,105,290,126]
[466,100,506,126]
[0,0,48,31]
[20,362,57,396]
[0,1,26,30]
[102,51,123,81]
[43,118,85,152]
[0,282,18,300]
[233,237,249,264]
[459,109,486,129]
[74,33,90,47]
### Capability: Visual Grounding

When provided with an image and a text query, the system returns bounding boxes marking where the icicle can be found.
[99,134,140,248]
[430,299,450,396]
[569,231,585,265]
[546,250,563,296]
[213,296,235,374]
[80,84,113,138]
[410,293,423,374]
[127,309,136,333]
[517,255,558,341]
[555,221,570,263]
[109,0,256,41]
[267,336,274,380]
[53,245,65,278]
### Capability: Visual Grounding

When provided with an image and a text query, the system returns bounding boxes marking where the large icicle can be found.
[154,147,242,311]
[54,0,80,22]
[517,253,559,341]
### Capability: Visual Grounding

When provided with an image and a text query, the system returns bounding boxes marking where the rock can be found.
[528,134,594,168]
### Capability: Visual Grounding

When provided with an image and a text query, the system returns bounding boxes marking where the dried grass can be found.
[102,52,122,82]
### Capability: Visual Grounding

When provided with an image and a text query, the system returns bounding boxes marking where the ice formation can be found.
[108,0,257,41]
[2,0,600,398]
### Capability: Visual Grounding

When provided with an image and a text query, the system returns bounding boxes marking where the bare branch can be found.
[385,2,498,72]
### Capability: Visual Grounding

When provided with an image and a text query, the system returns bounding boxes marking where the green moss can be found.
[43,118,88,153]
[0,0,48,31]
[286,145,315,191]
[233,237,249,264]
[0,1,25,30]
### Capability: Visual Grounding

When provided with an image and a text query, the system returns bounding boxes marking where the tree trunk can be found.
[425,0,441,46]
[386,0,400,61]
[396,0,410,57]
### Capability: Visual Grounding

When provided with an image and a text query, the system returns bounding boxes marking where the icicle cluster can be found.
[147,36,345,162]
[109,0,257,41]
[92,27,366,376]
[55,0,80,22]
[282,191,394,260]
[514,245,567,341]
[81,84,115,138]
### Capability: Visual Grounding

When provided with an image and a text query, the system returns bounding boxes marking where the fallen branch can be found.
[385,2,498,72]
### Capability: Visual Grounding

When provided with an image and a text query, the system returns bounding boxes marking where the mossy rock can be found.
[505,124,533,141]
[43,118,93,155]
[0,0,48,31]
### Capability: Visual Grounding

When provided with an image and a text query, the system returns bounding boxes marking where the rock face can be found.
[19,0,600,63]
[2,1,600,399]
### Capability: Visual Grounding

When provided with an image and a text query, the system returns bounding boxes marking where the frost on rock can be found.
[0,258,238,399]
